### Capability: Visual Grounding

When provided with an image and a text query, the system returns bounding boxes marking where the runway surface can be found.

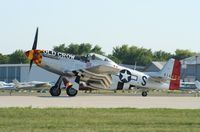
[0,95,200,109]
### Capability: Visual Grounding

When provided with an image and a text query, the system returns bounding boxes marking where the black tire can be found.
[49,86,61,96]
[142,91,148,97]
[66,87,78,97]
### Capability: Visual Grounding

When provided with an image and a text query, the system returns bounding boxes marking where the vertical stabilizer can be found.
[160,59,175,78]
[169,59,181,90]
[12,79,21,88]
[158,59,181,90]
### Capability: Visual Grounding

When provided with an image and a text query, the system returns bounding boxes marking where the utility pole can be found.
[195,55,198,81]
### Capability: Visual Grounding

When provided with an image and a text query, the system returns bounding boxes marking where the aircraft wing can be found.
[63,65,120,89]
[85,65,120,74]
[63,65,119,77]
[64,65,119,89]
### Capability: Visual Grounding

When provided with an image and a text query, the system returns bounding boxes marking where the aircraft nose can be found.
[25,50,34,60]
[25,50,44,65]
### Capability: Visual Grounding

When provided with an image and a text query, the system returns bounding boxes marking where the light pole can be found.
[195,55,198,81]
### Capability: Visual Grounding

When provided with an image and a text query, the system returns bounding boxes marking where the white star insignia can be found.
[121,70,131,81]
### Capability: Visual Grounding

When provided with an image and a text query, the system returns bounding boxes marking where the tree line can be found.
[54,43,197,65]
[0,50,29,64]
[0,43,197,66]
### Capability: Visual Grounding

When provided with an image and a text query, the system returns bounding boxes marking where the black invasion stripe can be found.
[116,82,124,90]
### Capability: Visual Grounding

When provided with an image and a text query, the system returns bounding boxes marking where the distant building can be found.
[181,54,200,82]
[0,64,58,83]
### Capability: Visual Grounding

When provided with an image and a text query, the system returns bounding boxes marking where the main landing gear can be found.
[49,76,78,97]
[66,86,78,97]
[49,76,62,96]
[50,86,61,96]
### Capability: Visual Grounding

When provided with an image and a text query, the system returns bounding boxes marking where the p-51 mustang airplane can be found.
[25,28,181,97]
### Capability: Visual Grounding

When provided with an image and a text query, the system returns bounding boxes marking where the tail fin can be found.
[169,59,181,90]
[12,79,21,88]
[159,59,181,90]
[195,80,200,89]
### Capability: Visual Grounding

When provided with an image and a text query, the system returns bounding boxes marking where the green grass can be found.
[0,108,200,132]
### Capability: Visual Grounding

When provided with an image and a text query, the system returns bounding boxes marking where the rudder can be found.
[169,59,181,90]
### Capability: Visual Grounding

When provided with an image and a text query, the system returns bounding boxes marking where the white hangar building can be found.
[181,54,200,82]
[0,64,59,83]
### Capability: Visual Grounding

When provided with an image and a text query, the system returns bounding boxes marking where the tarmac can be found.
[0,95,200,109]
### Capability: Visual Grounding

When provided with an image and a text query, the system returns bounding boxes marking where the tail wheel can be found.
[66,87,78,97]
[142,91,148,97]
[49,86,61,96]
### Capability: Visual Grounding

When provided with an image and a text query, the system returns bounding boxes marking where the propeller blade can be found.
[32,27,38,50]
[29,60,33,72]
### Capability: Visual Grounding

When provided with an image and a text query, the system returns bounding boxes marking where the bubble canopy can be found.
[87,53,114,62]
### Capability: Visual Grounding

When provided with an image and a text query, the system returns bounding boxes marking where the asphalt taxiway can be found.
[0,95,200,109]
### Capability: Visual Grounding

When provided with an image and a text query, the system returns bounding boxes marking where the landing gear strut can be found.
[142,91,148,97]
[62,77,78,97]
[49,76,62,96]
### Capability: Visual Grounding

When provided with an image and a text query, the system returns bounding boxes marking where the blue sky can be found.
[0,0,200,55]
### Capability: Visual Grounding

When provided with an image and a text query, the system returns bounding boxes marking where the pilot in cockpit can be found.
[91,54,96,60]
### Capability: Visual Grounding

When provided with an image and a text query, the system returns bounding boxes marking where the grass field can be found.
[0,108,200,132]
